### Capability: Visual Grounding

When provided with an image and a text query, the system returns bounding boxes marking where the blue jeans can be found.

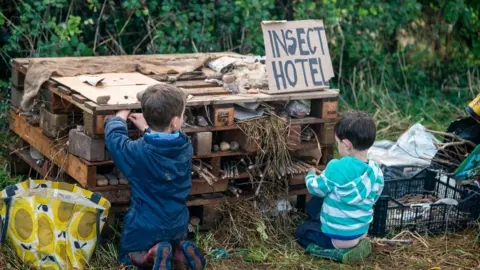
[296,196,336,249]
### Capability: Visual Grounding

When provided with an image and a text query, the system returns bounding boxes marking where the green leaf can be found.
[0,13,4,26]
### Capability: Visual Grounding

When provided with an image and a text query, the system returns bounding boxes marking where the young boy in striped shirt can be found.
[296,111,384,264]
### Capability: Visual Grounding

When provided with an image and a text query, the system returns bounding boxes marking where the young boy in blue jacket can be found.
[105,84,205,270]
[296,111,384,264]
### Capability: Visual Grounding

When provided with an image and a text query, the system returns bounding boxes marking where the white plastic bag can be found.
[368,123,439,167]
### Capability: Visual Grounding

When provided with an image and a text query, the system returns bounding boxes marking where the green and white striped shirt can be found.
[306,157,384,238]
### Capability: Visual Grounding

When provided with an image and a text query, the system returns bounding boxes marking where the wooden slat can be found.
[72,94,87,104]
[63,89,340,112]
[173,81,220,89]
[288,187,309,196]
[193,150,247,159]
[8,144,56,181]
[190,178,229,195]
[12,52,241,66]
[185,87,230,96]
[183,124,237,133]
[57,85,72,95]
[9,109,96,187]
[290,117,336,125]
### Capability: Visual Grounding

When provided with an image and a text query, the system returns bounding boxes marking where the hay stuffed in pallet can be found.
[209,104,319,248]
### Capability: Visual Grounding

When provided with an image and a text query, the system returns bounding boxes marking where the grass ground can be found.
[0,77,479,269]
[1,226,478,269]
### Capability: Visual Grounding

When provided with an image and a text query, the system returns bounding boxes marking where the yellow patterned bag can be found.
[0,180,111,269]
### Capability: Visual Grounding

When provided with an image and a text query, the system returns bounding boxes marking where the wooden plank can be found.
[184,87,229,96]
[85,101,98,112]
[7,144,57,181]
[10,86,23,108]
[9,109,95,187]
[186,194,234,207]
[57,85,72,96]
[12,52,241,66]
[191,178,229,195]
[193,150,247,159]
[318,122,336,145]
[72,94,87,104]
[211,105,234,127]
[149,74,207,82]
[261,86,329,95]
[81,89,340,112]
[183,125,237,133]
[311,98,338,119]
[173,81,220,89]
[288,187,309,196]
[96,189,131,204]
[181,117,336,134]
[289,117,336,125]
[12,66,26,87]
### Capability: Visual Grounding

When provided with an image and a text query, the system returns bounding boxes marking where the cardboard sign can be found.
[261,20,334,94]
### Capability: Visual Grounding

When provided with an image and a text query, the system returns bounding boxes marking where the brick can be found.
[40,108,68,138]
[192,132,212,156]
[68,129,106,161]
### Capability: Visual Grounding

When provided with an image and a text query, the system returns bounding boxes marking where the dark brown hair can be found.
[334,111,376,151]
[141,84,186,131]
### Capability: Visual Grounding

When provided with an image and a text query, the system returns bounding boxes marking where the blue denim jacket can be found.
[104,117,192,262]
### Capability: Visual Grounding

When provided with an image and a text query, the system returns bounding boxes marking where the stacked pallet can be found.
[8,54,339,216]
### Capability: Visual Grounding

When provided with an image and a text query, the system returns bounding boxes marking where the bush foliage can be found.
[0,0,479,130]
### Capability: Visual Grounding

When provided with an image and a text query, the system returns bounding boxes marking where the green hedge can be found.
[1,0,478,101]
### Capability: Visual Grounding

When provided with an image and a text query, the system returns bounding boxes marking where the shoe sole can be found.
[158,247,171,270]
[153,244,172,270]
[187,246,203,270]
[342,239,372,264]
[181,241,205,270]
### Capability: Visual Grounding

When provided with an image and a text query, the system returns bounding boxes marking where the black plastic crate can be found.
[370,169,480,237]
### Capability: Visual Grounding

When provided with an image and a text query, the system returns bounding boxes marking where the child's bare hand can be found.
[309,167,321,175]
[128,113,149,131]
[116,110,131,121]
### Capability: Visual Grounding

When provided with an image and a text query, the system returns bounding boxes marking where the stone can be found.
[96,175,108,187]
[230,141,240,151]
[220,142,230,152]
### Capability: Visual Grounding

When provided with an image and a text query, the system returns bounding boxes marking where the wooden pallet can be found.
[9,54,339,207]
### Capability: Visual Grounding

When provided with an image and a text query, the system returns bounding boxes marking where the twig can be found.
[93,0,108,55]
[255,160,271,196]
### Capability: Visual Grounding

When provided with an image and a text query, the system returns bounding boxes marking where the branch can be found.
[93,0,107,55]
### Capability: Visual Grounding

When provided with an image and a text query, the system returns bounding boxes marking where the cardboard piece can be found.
[52,72,161,106]
[261,20,334,94]
[79,75,105,86]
